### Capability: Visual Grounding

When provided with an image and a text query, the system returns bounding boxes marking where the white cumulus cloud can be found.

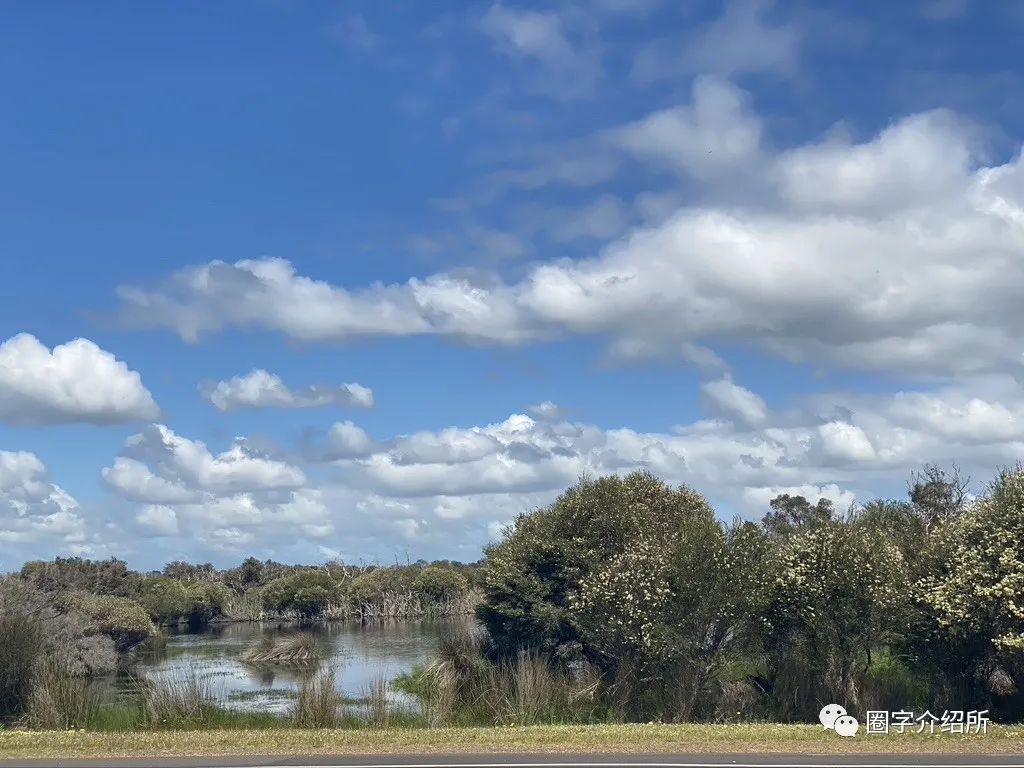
[0,334,158,425]
[202,368,374,411]
[701,377,768,426]
[0,450,87,550]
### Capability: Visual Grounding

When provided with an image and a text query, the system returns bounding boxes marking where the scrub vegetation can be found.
[2,463,1024,738]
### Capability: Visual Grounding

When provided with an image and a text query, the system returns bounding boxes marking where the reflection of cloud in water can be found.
[133,617,473,712]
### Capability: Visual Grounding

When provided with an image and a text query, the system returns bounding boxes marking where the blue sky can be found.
[3,0,1024,570]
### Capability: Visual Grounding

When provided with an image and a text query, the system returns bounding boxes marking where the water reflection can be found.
[117,617,470,713]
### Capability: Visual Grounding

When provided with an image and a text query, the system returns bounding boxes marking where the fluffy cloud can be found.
[320,374,1024,545]
[109,424,306,496]
[701,377,768,427]
[116,99,1024,378]
[35,372,1024,564]
[103,425,330,552]
[136,505,179,536]
[202,369,374,411]
[631,0,804,84]
[777,110,977,213]
[610,76,763,179]
[102,457,196,504]
[0,334,158,425]
[528,401,567,421]
[0,450,87,550]
[818,421,877,463]
[326,421,377,459]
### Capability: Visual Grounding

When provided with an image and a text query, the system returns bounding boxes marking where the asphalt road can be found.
[3,755,1024,768]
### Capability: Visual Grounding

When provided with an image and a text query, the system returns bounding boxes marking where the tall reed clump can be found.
[0,605,45,721]
[23,656,105,730]
[403,628,594,727]
[366,675,391,727]
[243,633,320,664]
[222,591,265,622]
[493,650,572,725]
[418,629,493,725]
[0,576,116,725]
[138,672,220,728]
[293,668,342,728]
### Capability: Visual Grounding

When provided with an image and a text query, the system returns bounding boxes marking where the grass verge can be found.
[1,723,1024,759]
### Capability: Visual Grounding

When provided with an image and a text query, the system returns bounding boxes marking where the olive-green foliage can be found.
[478,469,744,715]
[261,571,341,618]
[762,494,834,539]
[69,592,156,650]
[477,472,941,723]
[137,577,193,623]
[853,499,927,565]
[413,565,469,601]
[348,569,399,606]
[482,472,669,660]
[912,465,1024,717]
[20,557,141,597]
[135,576,229,625]
[755,520,909,720]
[185,580,230,623]
[161,561,217,583]
[223,557,268,591]
[0,577,116,722]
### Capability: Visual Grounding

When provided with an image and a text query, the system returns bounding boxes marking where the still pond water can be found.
[122,618,471,713]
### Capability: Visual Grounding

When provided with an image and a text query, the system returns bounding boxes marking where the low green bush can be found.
[413,565,469,601]
[137,577,192,623]
[262,571,342,618]
[71,592,156,650]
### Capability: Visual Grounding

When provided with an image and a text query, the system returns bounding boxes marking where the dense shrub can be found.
[475,467,1024,723]
[70,592,157,650]
[413,565,469,601]
[753,521,908,719]
[185,580,230,623]
[910,465,1024,718]
[348,569,400,607]
[0,578,115,721]
[137,576,193,623]
[20,557,141,597]
[261,571,342,618]
[162,561,217,583]
[479,471,772,720]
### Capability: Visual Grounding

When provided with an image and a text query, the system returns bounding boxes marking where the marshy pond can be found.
[114,618,472,713]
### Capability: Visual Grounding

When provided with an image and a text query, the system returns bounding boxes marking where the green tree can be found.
[349,569,402,608]
[908,463,969,532]
[478,472,762,719]
[762,494,834,539]
[184,580,229,623]
[162,561,217,583]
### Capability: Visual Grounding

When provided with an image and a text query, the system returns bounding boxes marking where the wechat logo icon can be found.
[820,704,859,737]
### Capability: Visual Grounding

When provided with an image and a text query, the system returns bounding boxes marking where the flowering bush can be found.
[478,471,763,719]
[915,466,1024,708]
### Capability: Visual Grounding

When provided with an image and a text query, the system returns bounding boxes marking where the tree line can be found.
[475,465,1024,723]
